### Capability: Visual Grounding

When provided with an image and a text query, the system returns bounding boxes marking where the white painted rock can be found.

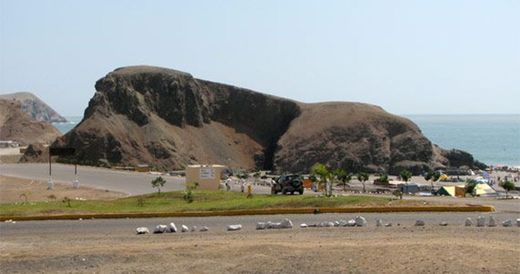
[300,223,308,228]
[384,223,392,227]
[465,218,473,226]
[181,225,189,232]
[267,222,282,229]
[318,221,334,227]
[517,218,520,227]
[154,225,168,234]
[338,220,348,227]
[476,216,486,227]
[333,221,340,227]
[355,216,367,227]
[439,222,448,226]
[347,219,356,227]
[136,227,149,234]
[227,224,242,231]
[376,219,383,227]
[191,226,197,232]
[488,216,497,227]
[502,220,513,227]
[256,222,267,230]
[415,220,425,226]
[200,226,209,232]
[281,218,293,229]
[168,222,177,233]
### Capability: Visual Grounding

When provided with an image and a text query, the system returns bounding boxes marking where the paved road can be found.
[0,163,185,195]
[1,212,519,237]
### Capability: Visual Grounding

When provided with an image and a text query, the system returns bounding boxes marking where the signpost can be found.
[48,147,76,190]
[199,167,215,179]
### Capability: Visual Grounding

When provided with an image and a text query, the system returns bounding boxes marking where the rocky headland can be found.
[0,99,61,145]
[0,92,67,123]
[54,66,484,174]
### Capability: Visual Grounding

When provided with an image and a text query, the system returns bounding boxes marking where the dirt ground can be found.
[0,176,125,204]
[0,226,518,273]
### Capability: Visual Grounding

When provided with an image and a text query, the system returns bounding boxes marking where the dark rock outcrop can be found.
[0,92,67,123]
[0,99,61,145]
[19,143,48,163]
[55,66,482,174]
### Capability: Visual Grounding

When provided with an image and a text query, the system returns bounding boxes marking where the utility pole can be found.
[48,147,76,190]
[73,162,79,188]
[48,148,53,190]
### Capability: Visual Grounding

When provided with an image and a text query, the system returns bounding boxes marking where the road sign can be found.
[49,147,76,156]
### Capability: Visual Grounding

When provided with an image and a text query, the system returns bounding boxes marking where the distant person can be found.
[225,178,231,191]
[240,179,245,192]
[247,183,253,198]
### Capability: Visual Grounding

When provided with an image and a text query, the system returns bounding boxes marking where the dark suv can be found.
[271,174,304,195]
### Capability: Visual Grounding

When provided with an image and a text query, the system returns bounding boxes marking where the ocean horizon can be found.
[53,114,520,168]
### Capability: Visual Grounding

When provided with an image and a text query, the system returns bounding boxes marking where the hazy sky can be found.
[1,0,518,116]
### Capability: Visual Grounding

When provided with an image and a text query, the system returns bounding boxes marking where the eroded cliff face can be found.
[55,66,481,174]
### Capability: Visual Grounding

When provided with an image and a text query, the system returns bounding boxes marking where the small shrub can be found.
[465,179,477,197]
[137,197,145,207]
[392,189,403,200]
[183,182,199,203]
[151,176,166,194]
[62,197,72,207]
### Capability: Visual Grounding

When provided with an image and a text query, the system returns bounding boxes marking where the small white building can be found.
[185,164,228,190]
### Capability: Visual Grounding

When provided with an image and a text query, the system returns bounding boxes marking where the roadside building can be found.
[399,183,420,194]
[185,164,228,190]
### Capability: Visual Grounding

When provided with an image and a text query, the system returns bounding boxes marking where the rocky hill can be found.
[0,92,67,123]
[54,66,483,174]
[0,99,61,145]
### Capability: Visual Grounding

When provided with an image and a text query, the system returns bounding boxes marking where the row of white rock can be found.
[136,216,520,234]
[136,222,209,234]
[465,216,520,227]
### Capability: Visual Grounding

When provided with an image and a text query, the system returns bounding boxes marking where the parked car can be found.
[271,174,304,195]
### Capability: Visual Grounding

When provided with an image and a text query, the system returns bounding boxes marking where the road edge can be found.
[0,205,495,221]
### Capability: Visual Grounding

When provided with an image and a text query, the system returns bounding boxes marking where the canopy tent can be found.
[437,186,455,196]
[473,183,496,197]
[437,186,465,197]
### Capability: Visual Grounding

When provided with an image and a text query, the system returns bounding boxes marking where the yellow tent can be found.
[473,183,496,197]
[439,174,449,181]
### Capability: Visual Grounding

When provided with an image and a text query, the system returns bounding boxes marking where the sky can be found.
[0,0,519,116]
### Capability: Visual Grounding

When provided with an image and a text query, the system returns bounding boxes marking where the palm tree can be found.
[424,171,441,192]
[333,168,352,191]
[357,172,369,193]
[311,163,333,197]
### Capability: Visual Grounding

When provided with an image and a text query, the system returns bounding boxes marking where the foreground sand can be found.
[0,176,125,204]
[1,225,518,273]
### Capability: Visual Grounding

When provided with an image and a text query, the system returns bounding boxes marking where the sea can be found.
[52,114,520,168]
[404,114,520,168]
